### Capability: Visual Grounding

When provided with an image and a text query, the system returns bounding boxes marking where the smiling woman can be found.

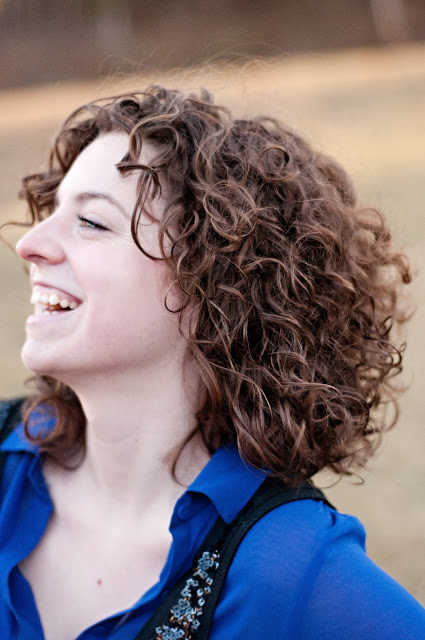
[1,85,424,640]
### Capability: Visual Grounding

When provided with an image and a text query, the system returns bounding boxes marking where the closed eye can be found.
[77,215,109,231]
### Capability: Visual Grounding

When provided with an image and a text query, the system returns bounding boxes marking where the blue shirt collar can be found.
[187,443,267,524]
[1,421,39,454]
[1,405,56,455]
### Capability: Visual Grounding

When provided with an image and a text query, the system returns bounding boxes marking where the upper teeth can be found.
[30,289,78,310]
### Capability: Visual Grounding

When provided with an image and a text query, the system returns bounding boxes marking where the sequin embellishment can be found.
[153,550,220,639]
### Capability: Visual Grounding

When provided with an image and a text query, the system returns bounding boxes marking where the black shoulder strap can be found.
[136,476,334,640]
[0,397,26,476]
[196,478,334,640]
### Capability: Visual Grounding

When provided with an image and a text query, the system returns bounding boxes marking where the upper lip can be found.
[31,280,83,305]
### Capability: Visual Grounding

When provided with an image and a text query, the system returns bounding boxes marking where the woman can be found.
[1,85,424,639]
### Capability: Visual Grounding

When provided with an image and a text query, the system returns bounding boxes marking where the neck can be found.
[60,358,209,514]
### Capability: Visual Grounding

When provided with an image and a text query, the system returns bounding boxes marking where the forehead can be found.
[57,132,159,207]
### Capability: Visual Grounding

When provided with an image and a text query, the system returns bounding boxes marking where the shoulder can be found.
[0,398,54,503]
[211,499,425,640]
[0,397,28,490]
[222,497,358,603]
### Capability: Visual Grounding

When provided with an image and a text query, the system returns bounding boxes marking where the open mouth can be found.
[31,288,81,315]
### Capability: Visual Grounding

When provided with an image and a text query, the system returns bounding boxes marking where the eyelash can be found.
[77,215,108,231]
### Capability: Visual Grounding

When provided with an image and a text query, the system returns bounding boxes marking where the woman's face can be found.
[16,132,186,384]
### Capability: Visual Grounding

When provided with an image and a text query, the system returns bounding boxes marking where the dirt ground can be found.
[1,43,424,603]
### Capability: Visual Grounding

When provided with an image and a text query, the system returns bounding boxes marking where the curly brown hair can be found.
[18,85,411,485]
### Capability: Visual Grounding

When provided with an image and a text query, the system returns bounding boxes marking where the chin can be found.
[21,342,62,378]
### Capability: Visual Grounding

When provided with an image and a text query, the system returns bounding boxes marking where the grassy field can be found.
[1,43,425,603]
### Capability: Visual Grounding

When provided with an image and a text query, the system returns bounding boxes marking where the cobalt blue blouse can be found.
[1,419,424,639]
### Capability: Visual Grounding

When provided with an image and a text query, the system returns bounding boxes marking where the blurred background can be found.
[1,0,424,605]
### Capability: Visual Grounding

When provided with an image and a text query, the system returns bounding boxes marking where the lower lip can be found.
[26,309,80,326]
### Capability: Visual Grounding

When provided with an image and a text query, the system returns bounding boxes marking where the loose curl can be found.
[17,85,411,485]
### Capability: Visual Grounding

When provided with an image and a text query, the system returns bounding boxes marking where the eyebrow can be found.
[54,191,129,218]
[75,192,129,218]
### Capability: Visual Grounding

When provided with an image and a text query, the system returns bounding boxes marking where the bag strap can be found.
[136,476,334,640]
[196,478,334,640]
[0,397,26,477]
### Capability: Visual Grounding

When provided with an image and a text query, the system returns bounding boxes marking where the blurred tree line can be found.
[0,0,424,88]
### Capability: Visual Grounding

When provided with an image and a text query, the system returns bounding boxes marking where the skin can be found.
[15,132,210,640]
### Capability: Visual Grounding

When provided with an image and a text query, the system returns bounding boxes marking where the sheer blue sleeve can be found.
[210,499,425,639]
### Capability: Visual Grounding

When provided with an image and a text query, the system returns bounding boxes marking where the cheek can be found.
[83,257,181,351]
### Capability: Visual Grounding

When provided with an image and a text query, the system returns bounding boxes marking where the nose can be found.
[16,216,65,266]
